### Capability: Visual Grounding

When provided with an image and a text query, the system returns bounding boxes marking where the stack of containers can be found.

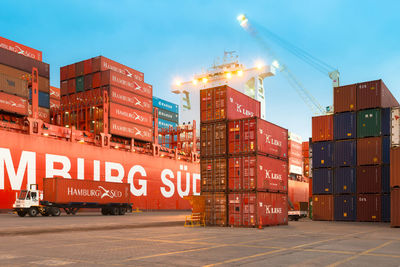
[312,79,398,222]
[50,86,60,110]
[390,107,400,227]
[288,132,303,177]
[302,141,310,178]
[152,96,179,147]
[200,85,288,227]
[0,37,49,121]
[59,56,153,142]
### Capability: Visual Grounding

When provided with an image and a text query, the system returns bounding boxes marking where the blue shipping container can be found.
[334,195,357,221]
[29,89,50,109]
[334,112,356,140]
[154,108,179,123]
[334,140,356,167]
[157,118,178,129]
[312,141,334,168]
[382,136,390,164]
[334,167,356,194]
[381,108,391,136]
[312,168,333,194]
[153,96,179,114]
[382,165,390,193]
[381,194,390,222]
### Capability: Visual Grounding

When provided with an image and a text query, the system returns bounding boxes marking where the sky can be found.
[1,0,399,140]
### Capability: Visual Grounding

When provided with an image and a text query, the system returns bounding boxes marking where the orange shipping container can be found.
[109,102,152,127]
[312,115,333,142]
[0,91,28,115]
[0,36,42,61]
[357,137,382,166]
[334,84,357,113]
[312,195,334,221]
[50,86,60,99]
[109,118,152,142]
[390,147,400,188]
[391,188,400,227]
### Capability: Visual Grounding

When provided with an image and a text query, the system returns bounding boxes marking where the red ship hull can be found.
[0,130,200,210]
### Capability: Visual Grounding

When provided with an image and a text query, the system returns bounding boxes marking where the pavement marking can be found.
[325,240,395,267]
[30,259,76,266]
[367,253,400,259]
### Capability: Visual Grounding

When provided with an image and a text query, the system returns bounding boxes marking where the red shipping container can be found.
[357,137,382,166]
[101,70,152,99]
[108,86,152,113]
[92,56,144,82]
[50,100,60,110]
[200,158,227,192]
[357,194,381,222]
[391,188,400,227]
[200,85,260,123]
[60,66,68,81]
[228,192,288,227]
[83,59,92,75]
[390,147,400,188]
[60,81,68,96]
[92,72,101,88]
[0,36,42,61]
[200,122,227,157]
[312,115,333,142]
[109,102,152,127]
[288,180,309,210]
[334,84,357,113]
[43,178,131,204]
[288,140,302,158]
[28,105,50,123]
[357,166,381,193]
[312,195,334,221]
[308,178,313,197]
[302,141,309,151]
[67,64,76,79]
[75,61,84,77]
[109,118,152,142]
[0,63,49,93]
[84,74,93,91]
[228,118,288,159]
[289,156,302,168]
[67,79,76,94]
[357,80,399,110]
[50,86,60,99]
[228,155,287,192]
[204,192,227,226]
[0,91,28,115]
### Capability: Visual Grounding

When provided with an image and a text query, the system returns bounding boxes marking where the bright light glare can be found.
[192,79,198,85]
[272,60,280,69]
[237,70,243,76]
[237,14,248,27]
[226,72,232,79]
[202,77,208,83]
[175,80,182,86]
[256,61,264,70]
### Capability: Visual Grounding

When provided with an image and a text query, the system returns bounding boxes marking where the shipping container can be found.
[84,74,92,91]
[0,36,42,61]
[75,61,84,77]
[60,81,68,96]
[382,165,390,193]
[67,79,76,95]
[92,56,144,82]
[0,91,28,115]
[382,194,390,222]
[334,167,356,194]
[357,194,381,222]
[76,76,84,92]
[154,108,178,123]
[228,192,288,227]
[334,195,356,221]
[50,99,60,110]
[60,66,68,81]
[381,108,391,136]
[109,102,152,127]
[50,86,60,99]
[227,117,288,159]
[334,140,356,167]
[391,188,400,227]
[391,107,400,147]
[92,72,101,88]
[0,63,49,92]
[333,84,357,113]
[200,85,261,123]
[200,122,227,157]
[28,105,50,123]
[357,137,382,166]
[204,192,227,226]
[153,96,179,114]
[67,64,75,80]
[382,136,390,164]
[390,147,400,188]
[288,140,302,158]
[228,155,288,192]
[200,158,227,192]
[357,166,381,193]
[106,86,153,113]
[312,195,334,221]
[357,80,399,110]
[109,118,152,142]
[357,109,381,138]
[43,178,130,204]
[334,112,356,140]
[157,118,178,129]
[312,141,334,168]
[288,180,309,210]
[312,168,333,194]
[0,72,28,98]
[101,70,152,99]
[29,90,50,109]
[312,115,333,142]
[83,59,92,75]
[289,156,303,175]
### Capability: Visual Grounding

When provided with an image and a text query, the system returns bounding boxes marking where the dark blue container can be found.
[381,108,391,136]
[382,165,390,193]
[312,168,333,194]
[334,195,357,221]
[381,194,391,222]
[29,89,50,109]
[382,136,390,164]
[334,112,356,140]
[312,141,334,168]
[334,167,356,194]
[334,140,356,167]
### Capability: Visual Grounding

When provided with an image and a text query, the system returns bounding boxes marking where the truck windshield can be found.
[18,190,28,200]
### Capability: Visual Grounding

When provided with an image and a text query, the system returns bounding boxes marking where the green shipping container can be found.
[76,76,84,92]
[357,108,381,138]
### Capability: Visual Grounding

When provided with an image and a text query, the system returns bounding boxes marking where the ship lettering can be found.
[236,103,254,117]
[265,169,282,181]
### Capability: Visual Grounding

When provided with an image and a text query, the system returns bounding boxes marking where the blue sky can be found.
[1,0,399,139]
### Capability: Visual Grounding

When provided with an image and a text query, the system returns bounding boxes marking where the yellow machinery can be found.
[184,196,205,227]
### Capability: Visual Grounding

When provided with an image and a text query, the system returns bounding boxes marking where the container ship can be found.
[0,36,200,211]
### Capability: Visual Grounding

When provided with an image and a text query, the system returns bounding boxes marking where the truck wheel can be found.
[101,208,109,215]
[28,207,39,217]
[110,207,119,215]
[41,208,50,216]
[119,208,126,215]
[17,210,27,217]
[51,207,61,216]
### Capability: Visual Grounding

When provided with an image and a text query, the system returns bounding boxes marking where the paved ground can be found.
[0,213,399,266]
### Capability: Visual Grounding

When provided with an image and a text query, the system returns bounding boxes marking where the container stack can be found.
[0,37,50,120]
[59,56,153,142]
[312,79,398,222]
[153,96,179,147]
[200,85,288,227]
[390,107,400,227]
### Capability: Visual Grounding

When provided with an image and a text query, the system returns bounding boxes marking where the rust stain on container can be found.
[357,137,382,166]
[312,115,333,142]
[334,84,356,113]
[312,194,334,221]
